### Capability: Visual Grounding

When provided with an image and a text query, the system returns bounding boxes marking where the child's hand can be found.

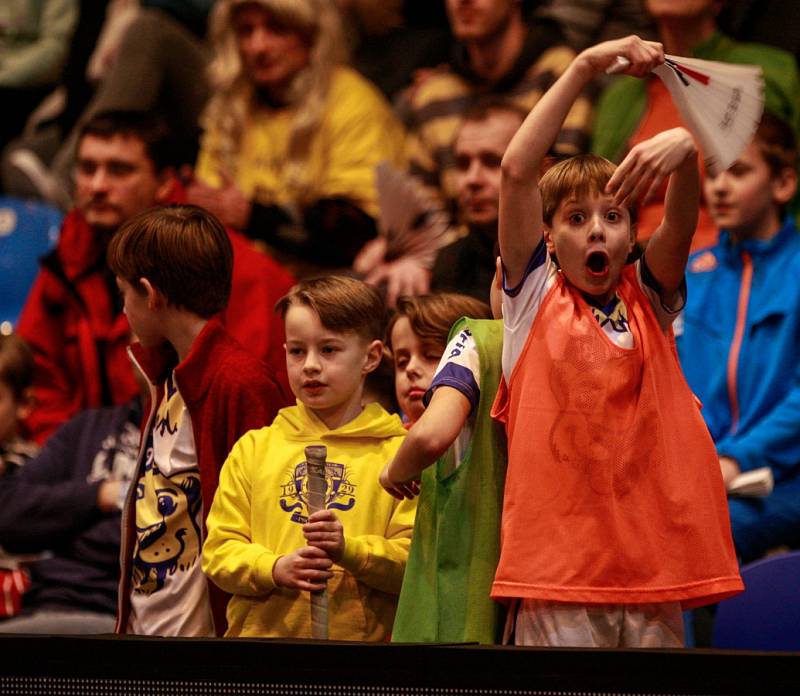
[577,35,664,78]
[606,127,697,207]
[379,463,421,500]
[303,510,345,563]
[719,456,742,490]
[272,546,333,592]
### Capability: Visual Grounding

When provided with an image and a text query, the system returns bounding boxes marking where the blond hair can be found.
[204,0,347,200]
[540,154,638,227]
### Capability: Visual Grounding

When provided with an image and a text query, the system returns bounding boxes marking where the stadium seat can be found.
[713,550,800,651]
[0,196,61,332]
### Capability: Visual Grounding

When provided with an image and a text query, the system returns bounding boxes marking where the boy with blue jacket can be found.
[677,113,800,563]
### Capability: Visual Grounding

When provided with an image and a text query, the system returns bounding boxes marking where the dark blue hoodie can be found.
[0,399,141,615]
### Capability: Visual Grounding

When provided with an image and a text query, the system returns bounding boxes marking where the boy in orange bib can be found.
[493,36,743,648]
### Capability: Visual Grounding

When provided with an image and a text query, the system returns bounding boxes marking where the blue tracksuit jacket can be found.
[677,218,800,483]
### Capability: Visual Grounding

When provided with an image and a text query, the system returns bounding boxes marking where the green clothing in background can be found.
[0,0,78,87]
[592,31,800,163]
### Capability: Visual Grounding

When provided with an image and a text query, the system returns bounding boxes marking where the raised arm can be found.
[501,36,664,287]
[606,127,699,297]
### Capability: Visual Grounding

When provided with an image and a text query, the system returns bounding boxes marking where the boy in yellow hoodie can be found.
[202,276,415,639]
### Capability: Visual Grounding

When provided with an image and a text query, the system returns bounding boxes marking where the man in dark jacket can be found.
[358,0,591,303]
[0,397,141,633]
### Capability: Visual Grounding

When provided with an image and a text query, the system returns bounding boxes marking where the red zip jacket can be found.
[116,319,290,635]
[18,193,295,443]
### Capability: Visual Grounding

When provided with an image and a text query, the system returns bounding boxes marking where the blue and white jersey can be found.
[501,240,685,382]
[424,326,483,474]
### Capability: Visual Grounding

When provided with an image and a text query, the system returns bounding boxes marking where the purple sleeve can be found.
[425,363,480,416]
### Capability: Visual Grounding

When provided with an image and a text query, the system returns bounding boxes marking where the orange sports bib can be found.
[492,267,742,608]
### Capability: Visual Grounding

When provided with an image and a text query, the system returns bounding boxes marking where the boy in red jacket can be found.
[107,204,289,636]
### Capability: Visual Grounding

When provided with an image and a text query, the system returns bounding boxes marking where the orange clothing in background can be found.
[630,79,718,252]
[492,266,742,608]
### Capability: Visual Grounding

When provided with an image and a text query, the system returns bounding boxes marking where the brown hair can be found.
[80,109,190,172]
[275,275,386,342]
[540,154,638,228]
[458,99,528,131]
[753,111,798,177]
[0,333,34,401]
[107,205,233,318]
[386,293,492,352]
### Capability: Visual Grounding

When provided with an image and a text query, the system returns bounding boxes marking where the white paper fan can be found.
[654,55,764,176]
[374,161,457,267]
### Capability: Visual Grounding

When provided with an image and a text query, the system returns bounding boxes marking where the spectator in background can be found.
[0,333,38,622]
[677,114,800,563]
[535,0,656,52]
[592,0,800,251]
[0,0,78,152]
[3,0,212,207]
[0,389,142,634]
[431,102,525,302]
[337,0,452,103]
[717,0,800,66]
[17,110,293,444]
[187,0,405,277]
[358,0,592,301]
[0,334,37,476]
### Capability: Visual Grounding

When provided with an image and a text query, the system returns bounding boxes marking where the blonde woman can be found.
[187,0,405,275]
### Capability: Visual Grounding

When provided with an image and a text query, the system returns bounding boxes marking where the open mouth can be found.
[585,250,610,277]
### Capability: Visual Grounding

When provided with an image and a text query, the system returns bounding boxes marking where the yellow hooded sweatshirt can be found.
[202,401,415,639]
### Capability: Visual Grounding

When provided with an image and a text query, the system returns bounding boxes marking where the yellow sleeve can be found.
[318,70,406,218]
[202,431,280,596]
[194,126,223,188]
[338,494,417,595]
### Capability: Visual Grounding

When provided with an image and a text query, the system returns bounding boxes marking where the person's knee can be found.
[729,499,767,564]
[729,486,800,564]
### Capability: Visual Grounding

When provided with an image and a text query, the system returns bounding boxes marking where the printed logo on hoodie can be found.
[279,460,356,524]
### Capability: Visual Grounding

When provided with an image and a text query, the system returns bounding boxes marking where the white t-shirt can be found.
[501,240,684,382]
[127,373,215,637]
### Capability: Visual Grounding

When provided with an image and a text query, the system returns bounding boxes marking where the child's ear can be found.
[139,278,163,311]
[362,339,384,375]
[543,226,556,255]
[155,167,177,204]
[772,166,798,207]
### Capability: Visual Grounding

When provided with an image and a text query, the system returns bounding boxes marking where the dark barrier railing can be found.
[0,635,798,695]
